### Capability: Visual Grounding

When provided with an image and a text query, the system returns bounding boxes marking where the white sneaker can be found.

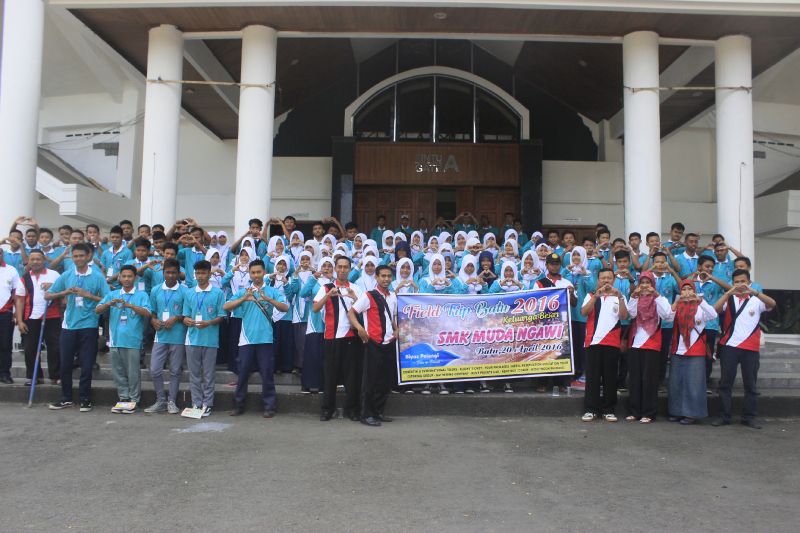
[167,401,180,414]
[420,386,431,395]
[504,383,514,393]
[438,386,450,395]
[604,413,618,423]
[581,412,597,422]
[201,405,212,417]
[144,401,167,414]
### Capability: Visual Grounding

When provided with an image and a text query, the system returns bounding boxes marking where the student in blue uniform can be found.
[95,265,152,413]
[269,255,297,374]
[649,251,682,390]
[101,226,133,290]
[693,255,731,390]
[225,259,289,417]
[182,260,227,417]
[46,243,110,412]
[144,259,189,414]
[299,257,334,393]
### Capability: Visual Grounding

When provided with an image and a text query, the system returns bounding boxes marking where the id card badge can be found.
[75,296,84,307]
[137,280,145,291]
[119,314,128,326]
[195,314,203,323]
[106,267,114,278]
[161,311,170,322]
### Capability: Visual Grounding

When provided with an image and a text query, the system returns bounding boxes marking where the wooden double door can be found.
[354,186,519,232]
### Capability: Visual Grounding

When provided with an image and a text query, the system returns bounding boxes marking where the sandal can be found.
[625,415,637,421]
[604,413,618,423]
[581,412,597,422]
[640,417,653,424]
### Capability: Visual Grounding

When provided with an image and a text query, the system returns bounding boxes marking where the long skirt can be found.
[301,333,324,390]
[668,354,708,419]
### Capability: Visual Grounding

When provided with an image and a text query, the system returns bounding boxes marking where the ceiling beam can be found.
[49,1,800,18]
[608,45,715,138]
[183,39,239,114]
[182,30,714,47]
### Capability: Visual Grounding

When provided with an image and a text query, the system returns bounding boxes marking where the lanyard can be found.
[111,246,123,266]
[163,289,174,310]
[196,292,207,316]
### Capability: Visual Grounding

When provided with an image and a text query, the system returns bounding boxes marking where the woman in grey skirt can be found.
[668,280,718,425]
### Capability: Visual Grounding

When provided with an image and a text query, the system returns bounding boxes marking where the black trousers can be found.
[24,317,62,380]
[617,325,630,387]
[321,337,363,416]
[718,346,759,422]
[627,348,660,419]
[0,312,13,378]
[584,344,619,415]
[360,340,396,419]
[658,327,673,385]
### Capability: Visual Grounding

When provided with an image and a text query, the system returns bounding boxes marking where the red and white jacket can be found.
[626,295,674,350]
[313,281,364,340]
[670,300,717,356]
[583,293,626,348]
[352,288,397,345]
[719,295,767,352]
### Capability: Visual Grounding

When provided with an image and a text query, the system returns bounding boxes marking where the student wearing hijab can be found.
[392,257,419,294]
[562,246,594,389]
[488,261,524,293]
[290,251,315,374]
[477,250,498,290]
[268,255,297,374]
[288,230,305,266]
[355,256,379,292]
[298,257,334,393]
[482,232,499,259]
[214,231,231,266]
[457,254,485,296]
[625,272,674,423]
[666,279,717,425]
[221,246,255,382]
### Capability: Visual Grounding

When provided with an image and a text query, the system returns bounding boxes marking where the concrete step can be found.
[2,380,799,418]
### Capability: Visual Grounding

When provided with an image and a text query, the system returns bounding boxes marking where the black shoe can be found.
[79,400,93,412]
[376,414,393,423]
[361,417,381,427]
[741,418,762,429]
[350,415,361,422]
[229,405,245,416]
[0,375,13,384]
[320,413,332,421]
[49,400,74,410]
[679,417,697,425]
[93,362,100,371]
[668,416,682,422]
[72,359,80,370]
[263,410,276,419]
[711,418,731,427]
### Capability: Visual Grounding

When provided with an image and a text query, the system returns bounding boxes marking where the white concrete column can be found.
[715,35,754,260]
[623,31,661,238]
[234,25,277,237]
[0,0,45,229]
[139,24,183,226]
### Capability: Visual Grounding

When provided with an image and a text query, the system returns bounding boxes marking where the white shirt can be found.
[352,288,397,344]
[721,295,768,350]
[15,268,59,319]
[313,281,364,339]
[0,264,21,311]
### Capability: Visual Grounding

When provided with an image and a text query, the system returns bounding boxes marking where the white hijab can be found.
[520,250,540,282]
[356,256,379,291]
[316,257,335,286]
[426,253,447,291]
[394,257,416,294]
[458,254,482,294]
[214,230,231,262]
[499,260,520,292]
[304,239,321,267]
[439,231,452,244]
[568,245,588,274]
[267,235,285,262]
[410,231,425,253]
[381,230,395,252]
[271,255,291,289]
[296,250,314,285]
[504,228,518,243]
[289,230,305,263]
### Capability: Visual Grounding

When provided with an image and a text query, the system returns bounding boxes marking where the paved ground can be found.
[1,405,798,533]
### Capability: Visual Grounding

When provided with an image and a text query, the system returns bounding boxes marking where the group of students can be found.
[0,212,774,428]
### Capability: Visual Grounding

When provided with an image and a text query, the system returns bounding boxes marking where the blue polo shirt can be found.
[178,246,206,288]
[101,245,133,289]
[150,282,190,345]
[675,252,700,279]
[653,273,679,329]
[3,248,24,275]
[182,285,226,348]
[48,267,110,330]
[229,285,287,345]
[299,277,325,334]
[125,258,155,293]
[695,280,725,332]
[99,287,152,349]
